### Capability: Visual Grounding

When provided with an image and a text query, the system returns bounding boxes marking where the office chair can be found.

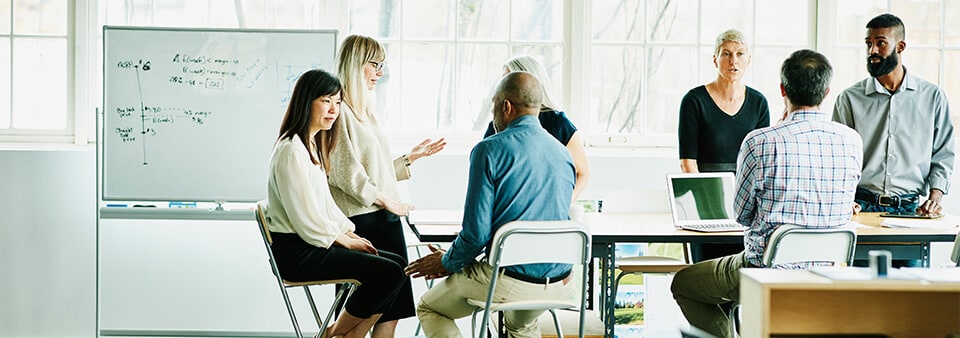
[610,253,689,328]
[762,224,857,267]
[467,220,591,338]
[255,202,360,338]
[726,224,857,337]
[951,230,960,267]
[602,188,690,329]
[950,230,960,267]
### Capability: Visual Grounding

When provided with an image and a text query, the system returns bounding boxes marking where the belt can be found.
[855,190,919,208]
[697,162,736,173]
[502,268,570,284]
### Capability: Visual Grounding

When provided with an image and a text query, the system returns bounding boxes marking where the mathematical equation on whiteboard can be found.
[110,54,256,165]
[110,53,316,165]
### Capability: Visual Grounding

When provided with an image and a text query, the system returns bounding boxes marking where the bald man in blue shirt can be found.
[405,71,576,338]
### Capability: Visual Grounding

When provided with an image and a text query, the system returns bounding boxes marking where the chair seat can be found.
[466,298,578,312]
[538,310,605,338]
[616,255,689,273]
[282,278,361,288]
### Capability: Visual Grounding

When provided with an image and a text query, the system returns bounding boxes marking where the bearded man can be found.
[833,13,955,267]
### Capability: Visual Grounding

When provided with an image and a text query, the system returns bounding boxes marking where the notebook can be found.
[666,172,746,232]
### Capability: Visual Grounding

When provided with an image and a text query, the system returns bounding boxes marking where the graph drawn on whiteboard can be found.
[109,54,309,165]
[102,27,337,202]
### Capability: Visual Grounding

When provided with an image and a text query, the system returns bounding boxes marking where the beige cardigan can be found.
[327,103,410,217]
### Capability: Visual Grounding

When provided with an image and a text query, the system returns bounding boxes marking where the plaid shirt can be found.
[735,111,863,268]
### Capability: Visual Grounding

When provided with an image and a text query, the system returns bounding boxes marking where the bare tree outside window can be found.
[9,0,960,145]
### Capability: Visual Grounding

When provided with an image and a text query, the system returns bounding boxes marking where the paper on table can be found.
[900,267,960,282]
[847,221,870,228]
[880,214,960,229]
[808,266,919,281]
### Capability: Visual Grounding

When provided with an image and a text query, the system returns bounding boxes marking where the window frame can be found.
[5,0,959,150]
[0,0,95,146]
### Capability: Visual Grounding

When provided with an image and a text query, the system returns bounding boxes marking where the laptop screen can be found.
[666,173,737,224]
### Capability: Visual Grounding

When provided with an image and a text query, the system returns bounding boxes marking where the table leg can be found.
[595,242,615,338]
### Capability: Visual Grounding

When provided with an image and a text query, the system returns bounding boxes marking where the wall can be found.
[0,150,96,338]
[406,148,679,212]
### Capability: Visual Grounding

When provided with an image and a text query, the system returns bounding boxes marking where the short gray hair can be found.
[714,29,748,56]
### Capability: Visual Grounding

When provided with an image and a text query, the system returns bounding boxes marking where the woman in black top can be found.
[678,29,770,261]
[678,29,770,174]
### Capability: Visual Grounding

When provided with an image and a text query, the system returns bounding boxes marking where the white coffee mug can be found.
[569,204,585,222]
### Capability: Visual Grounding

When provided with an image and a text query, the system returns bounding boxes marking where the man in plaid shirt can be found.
[670,49,863,338]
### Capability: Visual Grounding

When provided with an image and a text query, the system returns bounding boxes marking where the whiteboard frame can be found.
[100,26,338,203]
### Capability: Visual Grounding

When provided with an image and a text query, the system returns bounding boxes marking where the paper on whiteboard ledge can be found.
[880,214,960,229]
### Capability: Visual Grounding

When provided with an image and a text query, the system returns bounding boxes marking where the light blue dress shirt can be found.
[833,68,955,196]
[441,115,576,279]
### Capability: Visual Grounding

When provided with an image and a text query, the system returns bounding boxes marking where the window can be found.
[588,0,812,146]
[7,0,959,147]
[823,0,960,125]
[0,0,70,142]
[346,0,564,139]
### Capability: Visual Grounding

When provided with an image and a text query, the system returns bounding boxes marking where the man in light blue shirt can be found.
[405,71,576,338]
[833,13,955,216]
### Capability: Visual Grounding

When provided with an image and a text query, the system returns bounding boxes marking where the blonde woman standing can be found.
[327,34,445,338]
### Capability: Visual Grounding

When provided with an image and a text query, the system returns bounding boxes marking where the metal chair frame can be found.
[728,224,857,338]
[255,203,359,338]
[467,220,592,338]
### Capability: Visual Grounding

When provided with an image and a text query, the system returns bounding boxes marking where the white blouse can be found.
[263,135,354,249]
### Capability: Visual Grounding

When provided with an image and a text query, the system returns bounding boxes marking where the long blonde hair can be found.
[337,34,385,122]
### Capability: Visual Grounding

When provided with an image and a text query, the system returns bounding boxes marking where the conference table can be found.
[407,210,960,338]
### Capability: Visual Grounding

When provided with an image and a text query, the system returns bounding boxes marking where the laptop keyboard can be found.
[680,223,747,232]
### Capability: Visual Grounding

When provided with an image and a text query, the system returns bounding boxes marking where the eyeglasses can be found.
[368,61,385,72]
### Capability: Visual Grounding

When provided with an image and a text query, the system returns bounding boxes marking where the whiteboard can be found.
[102,26,337,202]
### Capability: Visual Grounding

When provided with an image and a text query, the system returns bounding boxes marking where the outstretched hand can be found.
[404,245,451,280]
[407,138,447,164]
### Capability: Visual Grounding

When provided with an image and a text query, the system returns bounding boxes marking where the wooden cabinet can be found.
[739,268,960,338]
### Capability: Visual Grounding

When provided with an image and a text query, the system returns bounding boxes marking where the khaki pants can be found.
[669,251,748,338]
[417,262,574,338]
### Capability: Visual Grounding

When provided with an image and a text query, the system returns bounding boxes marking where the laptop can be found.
[666,172,746,232]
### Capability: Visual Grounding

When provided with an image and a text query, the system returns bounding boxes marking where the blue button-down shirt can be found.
[833,68,955,196]
[736,111,863,267]
[442,115,576,279]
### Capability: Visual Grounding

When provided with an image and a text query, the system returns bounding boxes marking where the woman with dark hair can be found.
[260,68,405,338]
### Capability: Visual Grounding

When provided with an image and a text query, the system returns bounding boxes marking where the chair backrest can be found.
[951,230,960,267]
[488,220,591,269]
[762,224,856,267]
[480,220,592,338]
[255,201,274,245]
